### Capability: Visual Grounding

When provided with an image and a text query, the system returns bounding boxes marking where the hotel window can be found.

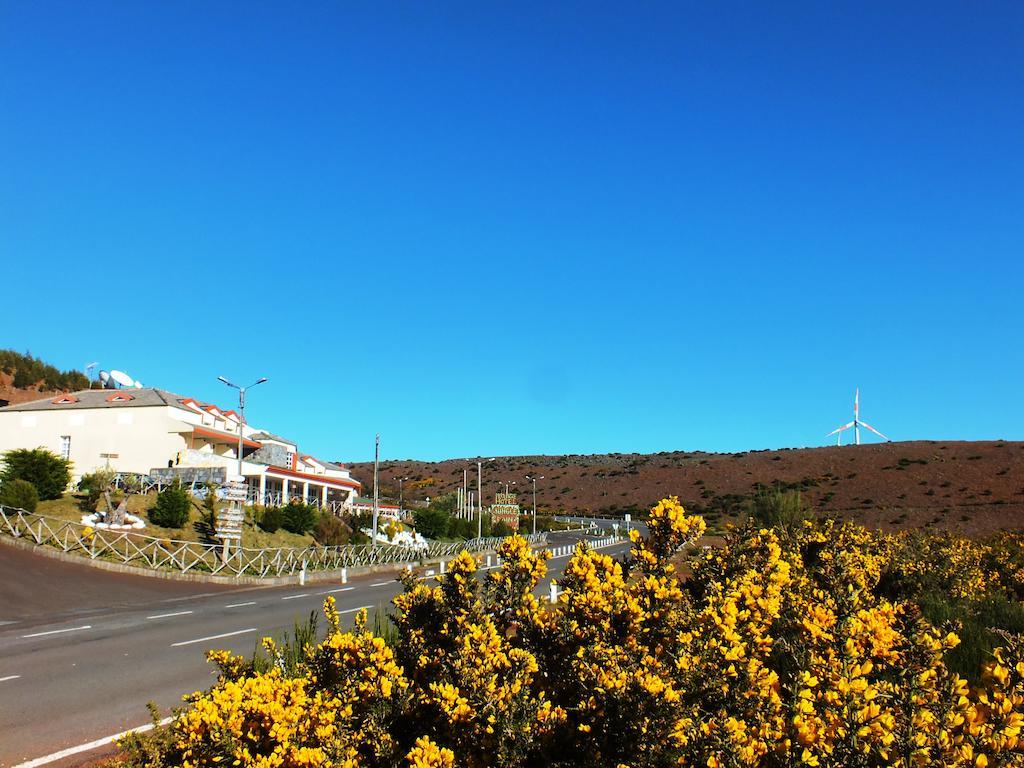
[60,435,71,460]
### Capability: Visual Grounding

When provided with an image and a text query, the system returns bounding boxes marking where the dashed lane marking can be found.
[0,674,20,682]
[280,593,312,601]
[171,628,258,647]
[22,625,92,639]
[320,587,354,594]
[147,610,193,620]
[224,601,256,608]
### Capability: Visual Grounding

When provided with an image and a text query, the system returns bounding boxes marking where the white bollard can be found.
[549,581,558,603]
[300,559,307,586]
[439,560,445,574]
[486,555,492,568]
[341,567,347,584]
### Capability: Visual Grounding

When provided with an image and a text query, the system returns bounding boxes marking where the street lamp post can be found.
[397,476,408,518]
[526,475,544,535]
[477,458,494,540]
[217,376,268,479]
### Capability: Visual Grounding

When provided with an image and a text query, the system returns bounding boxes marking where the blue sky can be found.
[2,2,1021,462]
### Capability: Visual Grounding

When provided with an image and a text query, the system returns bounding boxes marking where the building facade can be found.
[0,388,360,510]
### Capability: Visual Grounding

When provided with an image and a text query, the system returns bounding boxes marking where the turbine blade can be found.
[860,421,888,440]
[826,422,855,436]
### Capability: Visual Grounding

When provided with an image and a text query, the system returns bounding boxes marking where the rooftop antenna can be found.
[85,362,98,379]
[827,387,889,446]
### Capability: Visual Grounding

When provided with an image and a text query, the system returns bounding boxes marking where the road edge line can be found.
[13,716,173,768]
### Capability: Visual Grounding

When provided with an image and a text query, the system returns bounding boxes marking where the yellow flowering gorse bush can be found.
[124,497,1024,768]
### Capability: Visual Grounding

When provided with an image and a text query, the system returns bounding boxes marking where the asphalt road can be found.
[0,531,631,767]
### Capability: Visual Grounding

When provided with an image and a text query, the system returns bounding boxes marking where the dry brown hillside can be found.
[347,441,1024,538]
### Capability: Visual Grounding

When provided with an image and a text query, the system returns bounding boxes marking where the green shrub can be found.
[282,502,317,535]
[747,486,811,529]
[0,447,72,500]
[258,506,283,533]
[149,482,191,528]
[0,478,39,513]
[313,513,349,546]
[492,520,514,537]
[446,516,475,540]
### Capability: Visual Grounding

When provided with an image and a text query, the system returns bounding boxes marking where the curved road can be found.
[0,532,630,767]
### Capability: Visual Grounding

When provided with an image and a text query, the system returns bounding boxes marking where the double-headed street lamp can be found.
[525,474,544,535]
[217,376,268,478]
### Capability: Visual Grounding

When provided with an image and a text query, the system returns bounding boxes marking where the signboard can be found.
[215,487,245,541]
[221,480,248,502]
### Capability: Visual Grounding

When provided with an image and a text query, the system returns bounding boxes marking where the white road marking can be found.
[370,581,392,587]
[339,605,373,614]
[224,601,256,608]
[320,587,354,594]
[281,593,312,600]
[171,628,258,647]
[22,625,92,639]
[0,674,20,682]
[13,716,174,768]
[147,610,193,620]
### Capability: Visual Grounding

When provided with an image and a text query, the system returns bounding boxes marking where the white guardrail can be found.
[0,505,549,579]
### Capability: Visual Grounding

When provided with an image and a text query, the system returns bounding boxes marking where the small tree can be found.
[0,448,72,500]
[0,478,39,513]
[78,468,116,509]
[413,506,450,540]
[313,513,350,546]
[150,482,191,528]
[282,501,317,535]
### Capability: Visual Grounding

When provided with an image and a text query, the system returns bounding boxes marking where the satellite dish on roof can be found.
[98,370,112,388]
[133,380,143,388]
[109,370,135,388]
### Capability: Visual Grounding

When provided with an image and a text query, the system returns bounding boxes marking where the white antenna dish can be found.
[109,370,135,388]
[133,380,143,388]
[98,370,112,388]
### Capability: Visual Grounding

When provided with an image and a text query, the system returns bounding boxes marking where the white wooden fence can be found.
[0,505,548,579]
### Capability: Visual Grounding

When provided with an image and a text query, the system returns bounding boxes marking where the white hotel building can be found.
[0,388,360,509]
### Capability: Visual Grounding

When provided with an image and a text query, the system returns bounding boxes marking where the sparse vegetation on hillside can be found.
[349,441,1024,537]
[0,349,89,391]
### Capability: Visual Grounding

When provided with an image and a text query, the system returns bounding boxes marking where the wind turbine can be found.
[827,388,889,446]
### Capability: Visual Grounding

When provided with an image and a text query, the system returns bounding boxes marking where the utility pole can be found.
[372,434,380,543]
